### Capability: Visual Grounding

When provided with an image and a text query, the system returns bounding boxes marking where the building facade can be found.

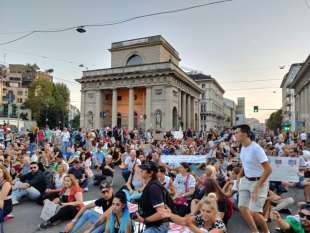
[289,55,310,132]
[280,63,303,132]
[236,97,246,125]
[77,36,202,131]
[223,98,236,128]
[0,68,28,117]
[245,118,265,134]
[0,64,52,118]
[189,73,225,131]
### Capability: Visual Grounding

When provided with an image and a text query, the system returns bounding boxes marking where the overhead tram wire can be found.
[0,0,232,46]
[0,48,96,68]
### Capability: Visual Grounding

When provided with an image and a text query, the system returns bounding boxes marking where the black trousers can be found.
[49,205,79,223]
[175,204,189,217]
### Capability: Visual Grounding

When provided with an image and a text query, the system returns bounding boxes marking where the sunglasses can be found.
[299,212,310,221]
[30,166,37,170]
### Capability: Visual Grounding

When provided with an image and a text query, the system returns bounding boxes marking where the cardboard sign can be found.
[268,156,300,182]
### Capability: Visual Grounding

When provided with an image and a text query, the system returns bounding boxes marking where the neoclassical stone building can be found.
[77,35,202,131]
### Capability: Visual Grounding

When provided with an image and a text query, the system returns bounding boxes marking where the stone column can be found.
[145,87,152,130]
[178,89,182,128]
[80,91,85,128]
[191,97,195,130]
[187,94,191,129]
[182,92,187,130]
[112,89,118,127]
[128,88,134,130]
[94,90,102,129]
[198,99,201,131]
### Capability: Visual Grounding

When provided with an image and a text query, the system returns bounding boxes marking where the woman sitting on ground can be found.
[161,193,227,233]
[0,165,13,220]
[39,174,84,229]
[124,163,144,201]
[104,190,131,233]
[192,178,229,224]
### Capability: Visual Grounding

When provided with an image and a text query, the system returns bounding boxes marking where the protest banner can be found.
[160,154,208,164]
[171,131,183,139]
[268,156,299,182]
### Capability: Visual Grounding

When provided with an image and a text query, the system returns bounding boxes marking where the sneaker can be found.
[39,221,52,230]
[12,199,19,206]
[4,214,14,221]
[83,187,89,192]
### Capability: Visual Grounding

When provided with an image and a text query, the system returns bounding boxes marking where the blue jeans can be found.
[61,141,70,154]
[144,222,169,233]
[11,186,41,202]
[71,210,105,233]
[79,179,89,189]
[29,142,36,156]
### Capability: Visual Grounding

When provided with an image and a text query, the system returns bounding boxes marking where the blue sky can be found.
[1,0,310,122]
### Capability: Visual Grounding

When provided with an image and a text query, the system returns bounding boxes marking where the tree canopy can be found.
[266,109,282,132]
[26,78,70,128]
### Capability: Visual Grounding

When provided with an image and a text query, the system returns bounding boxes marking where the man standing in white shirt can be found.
[235,124,272,233]
[61,127,70,154]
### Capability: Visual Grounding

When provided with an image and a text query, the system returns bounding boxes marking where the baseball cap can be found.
[139,161,159,173]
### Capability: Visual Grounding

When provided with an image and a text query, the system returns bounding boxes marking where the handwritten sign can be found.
[268,156,299,182]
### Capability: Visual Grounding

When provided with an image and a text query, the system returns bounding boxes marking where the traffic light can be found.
[253,106,259,112]
[283,122,291,132]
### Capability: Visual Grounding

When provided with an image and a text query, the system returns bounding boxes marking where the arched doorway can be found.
[172,107,178,130]
[117,113,122,128]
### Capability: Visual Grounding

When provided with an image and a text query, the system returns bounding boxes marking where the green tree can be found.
[71,114,80,129]
[266,109,282,132]
[26,78,54,122]
[51,83,70,128]
[26,78,70,128]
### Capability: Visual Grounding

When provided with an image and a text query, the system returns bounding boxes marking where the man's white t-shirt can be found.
[240,141,268,178]
[124,157,141,172]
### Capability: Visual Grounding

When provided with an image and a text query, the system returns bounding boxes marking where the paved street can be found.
[5,184,304,233]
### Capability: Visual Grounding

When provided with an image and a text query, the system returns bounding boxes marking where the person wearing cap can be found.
[62,182,114,233]
[135,161,170,233]
[271,203,310,233]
